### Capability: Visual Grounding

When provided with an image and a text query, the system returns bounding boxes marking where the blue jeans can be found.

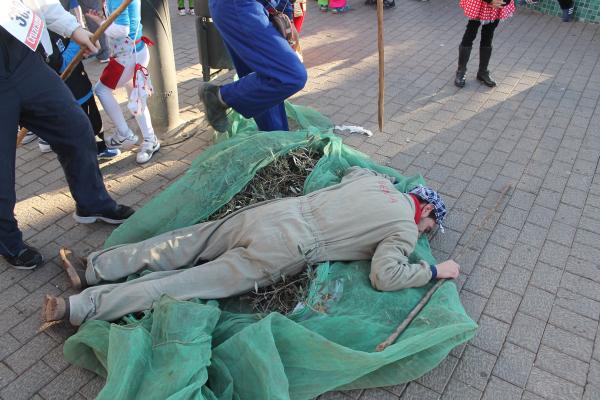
[0,49,116,256]
[209,0,307,131]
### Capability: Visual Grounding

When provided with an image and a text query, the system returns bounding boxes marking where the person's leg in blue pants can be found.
[0,51,117,259]
[209,0,307,132]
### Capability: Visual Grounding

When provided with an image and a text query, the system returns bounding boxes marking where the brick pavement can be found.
[1,1,599,399]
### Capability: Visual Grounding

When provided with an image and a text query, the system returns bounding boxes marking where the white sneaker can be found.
[178,9,186,15]
[104,129,139,150]
[38,139,52,153]
[21,131,37,145]
[188,9,195,15]
[136,138,160,164]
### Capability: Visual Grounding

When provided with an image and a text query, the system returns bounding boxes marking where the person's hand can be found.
[490,0,505,8]
[70,27,100,57]
[85,9,105,26]
[436,260,460,279]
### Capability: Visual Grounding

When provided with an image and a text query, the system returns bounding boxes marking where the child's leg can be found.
[82,97,107,154]
[124,47,156,142]
[95,82,131,137]
[178,0,185,9]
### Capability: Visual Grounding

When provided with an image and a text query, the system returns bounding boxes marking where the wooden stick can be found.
[376,0,384,132]
[16,0,134,147]
[375,183,513,352]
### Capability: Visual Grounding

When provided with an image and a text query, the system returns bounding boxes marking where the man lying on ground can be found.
[43,167,460,326]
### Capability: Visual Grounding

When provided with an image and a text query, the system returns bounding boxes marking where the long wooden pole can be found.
[16,0,134,148]
[376,0,384,132]
[375,184,513,352]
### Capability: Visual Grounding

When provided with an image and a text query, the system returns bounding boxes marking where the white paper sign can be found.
[0,0,45,51]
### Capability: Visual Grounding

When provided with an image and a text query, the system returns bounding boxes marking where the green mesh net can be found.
[64,103,477,399]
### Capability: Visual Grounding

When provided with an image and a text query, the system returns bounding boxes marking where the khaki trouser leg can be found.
[70,245,305,325]
[84,218,235,285]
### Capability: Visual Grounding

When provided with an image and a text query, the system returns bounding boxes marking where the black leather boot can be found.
[477,46,497,87]
[454,45,471,88]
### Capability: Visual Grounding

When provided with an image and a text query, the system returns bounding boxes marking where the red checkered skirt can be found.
[459,0,515,21]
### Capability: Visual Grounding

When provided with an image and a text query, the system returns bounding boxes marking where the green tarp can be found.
[64,104,477,399]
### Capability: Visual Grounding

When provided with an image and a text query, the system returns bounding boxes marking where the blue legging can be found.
[209,0,307,131]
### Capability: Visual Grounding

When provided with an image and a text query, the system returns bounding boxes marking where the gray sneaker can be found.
[199,83,229,133]
[105,129,139,150]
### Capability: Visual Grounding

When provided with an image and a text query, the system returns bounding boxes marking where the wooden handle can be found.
[377,0,384,132]
[16,0,134,147]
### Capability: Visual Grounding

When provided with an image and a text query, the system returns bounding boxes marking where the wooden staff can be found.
[16,0,134,148]
[375,183,513,352]
[377,0,384,132]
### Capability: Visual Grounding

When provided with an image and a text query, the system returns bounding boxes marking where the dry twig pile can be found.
[209,147,322,315]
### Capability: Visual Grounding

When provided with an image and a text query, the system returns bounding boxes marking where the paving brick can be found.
[42,345,71,373]
[499,206,528,230]
[0,334,20,363]
[400,382,437,400]
[555,287,600,321]
[481,376,522,400]
[519,286,555,321]
[478,244,511,273]
[0,362,16,390]
[440,378,482,400]
[526,205,555,228]
[4,333,56,374]
[358,388,397,399]
[507,312,546,352]
[417,355,458,393]
[459,290,487,322]
[77,376,104,400]
[0,361,57,400]
[554,203,583,227]
[537,241,570,269]
[483,287,521,325]
[507,244,540,270]
[526,367,584,400]
[463,266,500,299]
[535,189,562,211]
[518,223,548,248]
[549,305,598,340]
[582,384,600,400]
[546,222,577,246]
[589,359,600,386]
[497,264,531,296]
[39,365,95,400]
[542,324,594,362]
[535,345,589,386]
[470,315,509,356]
[453,345,496,391]
[318,392,353,400]
[560,271,600,303]
[493,341,535,388]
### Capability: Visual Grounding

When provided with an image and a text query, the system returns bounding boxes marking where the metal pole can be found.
[141,0,180,133]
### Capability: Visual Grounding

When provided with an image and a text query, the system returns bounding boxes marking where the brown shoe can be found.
[59,247,88,290]
[42,295,67,323]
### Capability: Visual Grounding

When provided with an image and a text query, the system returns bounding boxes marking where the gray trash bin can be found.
[195,0,233,81]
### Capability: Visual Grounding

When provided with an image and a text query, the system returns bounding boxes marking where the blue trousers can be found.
[0,49,116,257]
[209,0,307,131]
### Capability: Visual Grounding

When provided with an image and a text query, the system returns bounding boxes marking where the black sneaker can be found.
[199,83,229,133]
[73,204,135,224]
[2,244,44,270]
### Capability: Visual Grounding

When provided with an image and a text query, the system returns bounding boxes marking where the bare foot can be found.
[42,295,66,323]
[59,247,87,290]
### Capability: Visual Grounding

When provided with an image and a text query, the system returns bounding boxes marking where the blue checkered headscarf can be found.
[409,185,447,232]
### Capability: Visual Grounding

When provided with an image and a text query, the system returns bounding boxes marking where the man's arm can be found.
[369,232,435,291]
[37,0,81,38]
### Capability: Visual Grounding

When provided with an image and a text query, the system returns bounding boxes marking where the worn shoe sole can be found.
[200,84,229,133]
[73,213,128,224]
[59,248,86,290]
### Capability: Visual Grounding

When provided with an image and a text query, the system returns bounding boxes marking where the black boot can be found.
[477,46,496,87]
[454,45,471,88]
